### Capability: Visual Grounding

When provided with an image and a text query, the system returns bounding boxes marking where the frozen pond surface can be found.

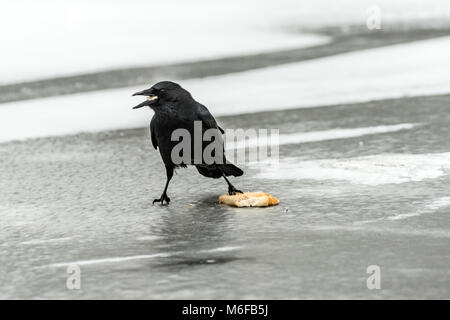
[2,5,450,299]
[2,34,450,142]
[1,94,449,299]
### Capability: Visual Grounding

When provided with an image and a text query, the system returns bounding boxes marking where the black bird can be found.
[132,81,243,205]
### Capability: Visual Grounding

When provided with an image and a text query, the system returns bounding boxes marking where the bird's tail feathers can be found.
[221,163,244,177]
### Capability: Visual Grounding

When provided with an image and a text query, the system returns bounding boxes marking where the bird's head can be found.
[132,81,187,109]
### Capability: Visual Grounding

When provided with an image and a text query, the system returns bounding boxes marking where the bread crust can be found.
[218,192,279,207]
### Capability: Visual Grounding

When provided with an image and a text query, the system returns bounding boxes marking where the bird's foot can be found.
[228,186,243,195]
[153,193,171,205]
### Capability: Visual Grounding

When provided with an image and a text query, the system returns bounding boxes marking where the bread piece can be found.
[218,191,279,207]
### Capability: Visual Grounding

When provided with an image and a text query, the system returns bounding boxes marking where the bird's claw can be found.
[228,187,243,195]
[153,194,171,205]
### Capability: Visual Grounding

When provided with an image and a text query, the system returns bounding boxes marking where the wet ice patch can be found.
[229,123,418,150]
[200,246,242,253]
[387,196,450,220]
[425,196,450,211]
[256,152,450,185]
[307,225,450,238]
[0,204,50,227]
[136,235,163,241]
[275,123,418,146]
[46,252,176,268]
[21,237,73,245]
[44,246,242,268]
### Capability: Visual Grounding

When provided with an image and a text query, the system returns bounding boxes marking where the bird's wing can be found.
[150,117,158,150]
[197,104,225,134]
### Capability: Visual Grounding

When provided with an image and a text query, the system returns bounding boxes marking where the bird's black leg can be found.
[153,166,174,205]
[223,174,243,195]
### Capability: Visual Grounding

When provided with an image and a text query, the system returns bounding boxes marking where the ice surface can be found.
[2,0,450,84]
[185,36,450,114]
[1,36,449,142]
[0,0,330,84]
[255,152,450,185]
[228,123,418,150]
[387,196,450,220]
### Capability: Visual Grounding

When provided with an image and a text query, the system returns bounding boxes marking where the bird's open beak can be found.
[132,90,147,96]
[132,91,158,109]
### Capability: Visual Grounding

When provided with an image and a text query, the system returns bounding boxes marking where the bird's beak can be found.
[132,90,146,96]
[132,91,158,109]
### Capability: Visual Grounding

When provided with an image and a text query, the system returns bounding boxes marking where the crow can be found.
[132,81,243,205]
